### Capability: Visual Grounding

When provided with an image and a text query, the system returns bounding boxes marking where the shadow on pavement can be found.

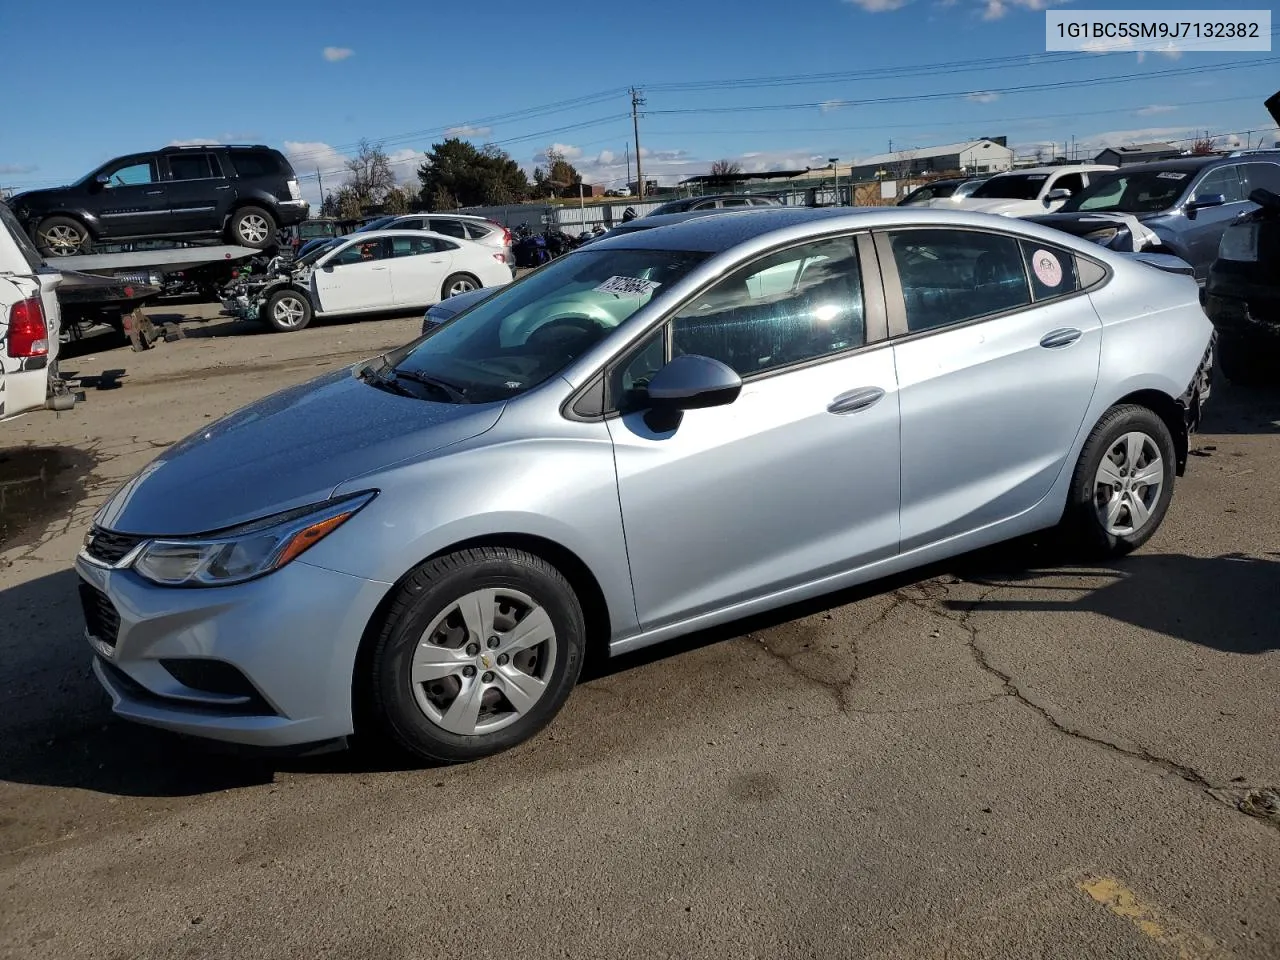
[1199,378,1280,436]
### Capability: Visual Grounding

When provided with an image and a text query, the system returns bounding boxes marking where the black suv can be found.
[6,144,309,256]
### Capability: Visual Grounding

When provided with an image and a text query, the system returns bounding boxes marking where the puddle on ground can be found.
[0,446,98,553]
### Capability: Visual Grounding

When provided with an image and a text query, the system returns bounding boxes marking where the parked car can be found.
[0,203,73,421]
[77,207,1213,764]
[354,213,513,261]
[578,209,745,247]
[1025,155,1280,282]
[897,176,990,206]
[1203,185,1280,382]
[644,194,782,216]
[941,164,1116,217]
[223,229,512,332]
[6,144,309,256]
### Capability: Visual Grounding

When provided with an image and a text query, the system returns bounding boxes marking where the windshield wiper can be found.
[359,362,416,398]
[393,369,470,403]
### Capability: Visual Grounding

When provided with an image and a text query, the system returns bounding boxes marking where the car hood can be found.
[95,366,505,535]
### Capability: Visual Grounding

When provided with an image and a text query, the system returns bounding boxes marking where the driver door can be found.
[311,237,394,314]
[606,234,902,630]
[93,155,169,238]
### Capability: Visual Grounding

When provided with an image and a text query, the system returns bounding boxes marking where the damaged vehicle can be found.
[223,229,514,332]
[1026,154,1280,282]
[941,164,1115,217]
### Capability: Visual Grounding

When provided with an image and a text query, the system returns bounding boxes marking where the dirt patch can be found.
[0,446,99,553]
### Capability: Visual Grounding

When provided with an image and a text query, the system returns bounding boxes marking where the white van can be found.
[1,202,71,421]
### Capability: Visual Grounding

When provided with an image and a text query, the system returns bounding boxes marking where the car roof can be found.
[610,210,736,233]
[992,164,1115,176]
[590,205,1105,255]
[348,228,478,242]
[1088,157,1217,175]
[396,212,489,221]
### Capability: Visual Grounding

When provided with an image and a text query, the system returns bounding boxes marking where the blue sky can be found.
[3,0,1277,203]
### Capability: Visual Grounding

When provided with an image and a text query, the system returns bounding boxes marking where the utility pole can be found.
[625,142,631,195]
[316,167,326,207]
[631,87,645,200]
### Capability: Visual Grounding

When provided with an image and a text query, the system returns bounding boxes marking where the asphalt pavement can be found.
[0,302,1276,960]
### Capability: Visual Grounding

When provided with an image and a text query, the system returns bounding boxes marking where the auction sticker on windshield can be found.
[1031,249,1063,287]
[1157,172,1189,179]
[595,276,661,296]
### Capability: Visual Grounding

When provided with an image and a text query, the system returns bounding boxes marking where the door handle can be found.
[371,266,388,271]
[429,258,445,263]
[214,185,231,191]
[144,190,164,196]
[1040,328,1082,349]
[827,386,885,415]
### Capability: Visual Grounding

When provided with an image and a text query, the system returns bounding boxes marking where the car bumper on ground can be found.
[76,554,390,747]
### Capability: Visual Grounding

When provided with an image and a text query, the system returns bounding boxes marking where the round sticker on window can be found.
[1031,249,1062,288]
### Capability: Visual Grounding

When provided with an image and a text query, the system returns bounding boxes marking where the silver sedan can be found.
[76,207,1214,763]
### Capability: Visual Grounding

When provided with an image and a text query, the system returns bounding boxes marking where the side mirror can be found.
[1188,193,1226,211]
[646,354,742,412]
[90,173,110,192]
[1044,188,1071,204]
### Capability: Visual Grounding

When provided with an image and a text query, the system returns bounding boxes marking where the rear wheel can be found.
[442,273,481,299]
[262,289,312,332]
[228,206,277,249]
[365,546,585,764]
[1060,404,1176,558]
[35,216,91,257]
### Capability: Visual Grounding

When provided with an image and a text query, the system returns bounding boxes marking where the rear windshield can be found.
[0,202,44,272]
[1059,169,1193,214]
[228,149,286,178]
[970,174,1049,200]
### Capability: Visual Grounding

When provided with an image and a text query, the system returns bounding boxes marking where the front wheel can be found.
[1059,404,1176,558]
[228,206,277,249]
[35,216,92,257]
[441,273,481,300]
[262,289,313,332]
[364,546,585,764]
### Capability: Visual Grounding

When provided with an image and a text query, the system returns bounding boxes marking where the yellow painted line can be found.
[1077,875,1235,960]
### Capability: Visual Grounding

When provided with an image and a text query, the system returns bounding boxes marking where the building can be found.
[846,138,1014,181]
[1094,143,1181,166]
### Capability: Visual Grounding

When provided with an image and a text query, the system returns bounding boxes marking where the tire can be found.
[364,546,586,764]
[1060,404,1176,558]
[441,273,481,300]
[261,288,313,332]
[35,216,92,257]
[1215,332,1272,386]
[228,206,277,249]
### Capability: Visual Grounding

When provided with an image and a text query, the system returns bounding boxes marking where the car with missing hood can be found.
[1025,154,1280,282]
[941,164,1116,218]
[77,205,1213,764]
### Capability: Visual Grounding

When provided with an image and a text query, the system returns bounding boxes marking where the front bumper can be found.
[76,554,390,747]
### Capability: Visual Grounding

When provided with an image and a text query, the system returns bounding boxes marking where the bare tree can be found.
[1190,135,1218,156]
[709,159,742,177]
[344,139,396,206]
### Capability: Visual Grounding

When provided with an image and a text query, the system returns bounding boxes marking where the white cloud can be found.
[322,46,354,62]
[596,150,615,164]
[0,163,37,175]
[387,148,427,184]
[982,0,1060,18]
[534,143,584,165]
[167,138,221,147]
[965,91,1000,104]
[820,99,849,113]
[283,140,350,205]
[982,0,1005,17]
[1136,50,1146,63]
[1136,104,1177,116]
[844,0,910,10]
[1158,42,1182,60]
[444,125,492,139]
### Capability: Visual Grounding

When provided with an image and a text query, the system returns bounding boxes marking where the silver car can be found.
[76,207,1214,763]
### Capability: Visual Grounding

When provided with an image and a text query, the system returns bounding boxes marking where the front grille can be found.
[84,527,145,566]
[79,581,121,647]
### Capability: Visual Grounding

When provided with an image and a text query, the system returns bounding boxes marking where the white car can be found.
[937,164,1117,217]
[1,202,68,422]
[227,229,515,333]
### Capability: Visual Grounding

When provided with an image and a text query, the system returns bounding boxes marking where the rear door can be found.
[1184,164,1247,279]
[878,227,1102,552]
[160,151,228,232]
[311,237,394,313]
[92,155,169,238]
[385,235,454,306]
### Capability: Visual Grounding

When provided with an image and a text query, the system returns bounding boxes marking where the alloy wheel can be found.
[1094,431,1164,537]
[410,588,557,736]
[272,296,307,328]
[41,224,83,255]
[448,277,478,297]
[238,214,271,245]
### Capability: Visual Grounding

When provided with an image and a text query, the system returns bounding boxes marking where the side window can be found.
[720,197,752,207]
[887,229,1031,333]
[464,222,493,240]
[328,238,388,266]
[102,159,156,187]
[390,236,434,258]
[1193,166,1244,203]
[1077,178,1124,211]
[166,152,217,181]
[1019,240,1080,302]
[397,217,426,230]
[430,238,460,252]
[429,219,468,239]
[227,150,280,178]
[1052,173,1085,195]
[669,236,865,378]
[1244,162,1280,196]
[691,199,718,210]
[608,329,666,412]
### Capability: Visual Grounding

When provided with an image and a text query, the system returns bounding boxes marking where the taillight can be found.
[287,178,302,201]
[6,296,48,358]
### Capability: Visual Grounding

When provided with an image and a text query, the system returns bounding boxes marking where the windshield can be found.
[355,216,397,233]
[386,247,710,404]
[970,173,1049,200]
[297,238,343,266]
[1059,169,1191,213]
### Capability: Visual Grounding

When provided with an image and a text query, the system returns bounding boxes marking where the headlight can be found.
[1082,227,1120,245]
[1219,223,1259,263]
[132,491,375,587]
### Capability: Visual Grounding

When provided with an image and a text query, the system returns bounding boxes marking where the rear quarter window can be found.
[1019,240,1080,301]
[227,150,284,178]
